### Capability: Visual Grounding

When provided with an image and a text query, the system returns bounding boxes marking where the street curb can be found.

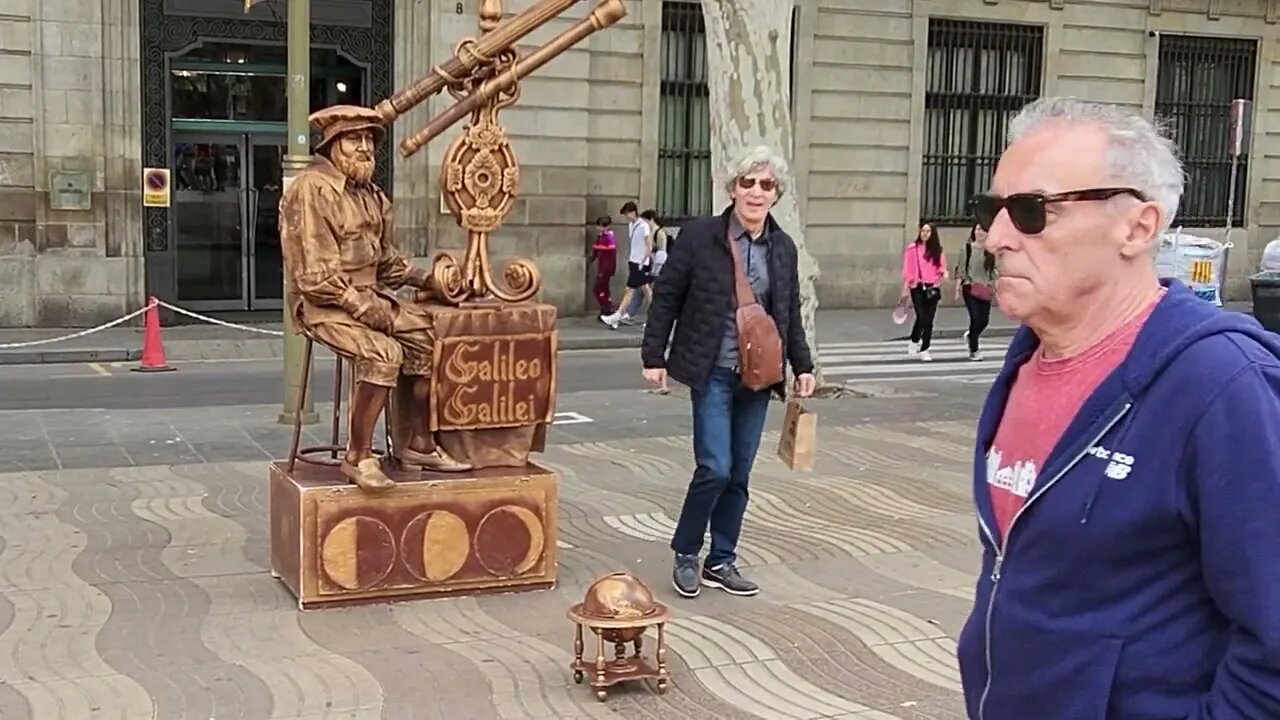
[560,335,642,351]
[0,326,1010,365]
[0,348,142,365]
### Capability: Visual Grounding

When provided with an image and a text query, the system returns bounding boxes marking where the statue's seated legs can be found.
[309,303,471,491]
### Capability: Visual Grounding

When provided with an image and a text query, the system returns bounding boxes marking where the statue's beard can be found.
[332,149,375,185]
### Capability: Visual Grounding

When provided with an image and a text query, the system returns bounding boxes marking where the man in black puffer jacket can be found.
[641,145,815,599]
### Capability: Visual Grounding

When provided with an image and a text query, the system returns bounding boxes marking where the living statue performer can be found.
[280,105,472,492]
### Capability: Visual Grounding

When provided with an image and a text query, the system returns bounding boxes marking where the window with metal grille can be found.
[922,20,1043,225]
[658,1,711,224]
[657,2,799,226]
[1155,35,1256,227]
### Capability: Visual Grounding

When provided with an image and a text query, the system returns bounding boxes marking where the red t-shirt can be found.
[987,291,1164,541]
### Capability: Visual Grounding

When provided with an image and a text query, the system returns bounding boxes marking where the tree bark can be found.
[700,0,823,384]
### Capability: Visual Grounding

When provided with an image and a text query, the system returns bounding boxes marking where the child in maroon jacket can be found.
[591,216,617,315]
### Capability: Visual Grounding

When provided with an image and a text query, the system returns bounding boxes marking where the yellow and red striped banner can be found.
[1190,259,1214,284]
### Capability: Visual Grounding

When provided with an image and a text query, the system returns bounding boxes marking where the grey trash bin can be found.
[1250,271,1280,333]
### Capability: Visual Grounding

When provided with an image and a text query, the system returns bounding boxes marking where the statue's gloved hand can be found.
[353,295,396,333]
[405,266,431,291]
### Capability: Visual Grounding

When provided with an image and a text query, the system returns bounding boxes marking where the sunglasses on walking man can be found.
[737,176,778,192]
[969,187,1148,235]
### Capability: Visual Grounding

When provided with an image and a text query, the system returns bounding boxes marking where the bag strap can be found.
[728,236,757,309]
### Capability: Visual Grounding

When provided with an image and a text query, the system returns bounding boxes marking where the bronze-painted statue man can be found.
[280,105,472,491]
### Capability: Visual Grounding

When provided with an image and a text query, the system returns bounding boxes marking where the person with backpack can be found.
[642,209,669,281]
[955,223,998,360]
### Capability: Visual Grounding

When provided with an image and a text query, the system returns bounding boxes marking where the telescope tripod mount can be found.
[430,42,538,306]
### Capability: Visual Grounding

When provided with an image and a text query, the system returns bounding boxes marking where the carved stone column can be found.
[392,0,435,258]
[101,0,147,314]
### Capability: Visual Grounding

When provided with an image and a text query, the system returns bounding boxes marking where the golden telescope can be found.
[375,0,627,158]
[373,0,628,305]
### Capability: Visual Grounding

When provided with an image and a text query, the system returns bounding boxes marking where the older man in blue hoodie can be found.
[958,96,1280,719]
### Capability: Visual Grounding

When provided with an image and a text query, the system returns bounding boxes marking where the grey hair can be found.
[1007,97,1185,233]
[722,145,790,199]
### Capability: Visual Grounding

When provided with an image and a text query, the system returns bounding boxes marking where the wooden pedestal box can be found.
[269,460,558,609]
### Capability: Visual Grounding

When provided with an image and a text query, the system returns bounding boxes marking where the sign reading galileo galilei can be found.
[430,332,556,431]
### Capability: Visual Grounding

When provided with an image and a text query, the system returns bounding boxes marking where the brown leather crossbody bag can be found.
[729,238,784,391]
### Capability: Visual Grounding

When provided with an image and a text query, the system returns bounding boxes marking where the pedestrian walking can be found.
[901,222,947,361]
[643,209,669,280]
[957,96,1280,719]
[641,145,815,599]
[590,215,617,315]
[954,223,997,360]
[600,201,652,328]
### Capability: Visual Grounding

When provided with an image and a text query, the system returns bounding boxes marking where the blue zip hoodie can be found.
[957,279,1280,719]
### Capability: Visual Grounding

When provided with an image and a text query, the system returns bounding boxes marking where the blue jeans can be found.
[670,366,772,567]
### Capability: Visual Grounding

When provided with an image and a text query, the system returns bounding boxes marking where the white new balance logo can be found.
[1087,445,1135,480]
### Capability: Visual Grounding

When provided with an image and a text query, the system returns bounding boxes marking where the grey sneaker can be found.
[701,562,759,596]
[672,553,701,598]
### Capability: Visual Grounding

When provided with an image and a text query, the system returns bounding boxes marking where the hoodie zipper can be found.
[975,401,1132,720]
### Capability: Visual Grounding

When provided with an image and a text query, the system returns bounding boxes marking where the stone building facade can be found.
[0,0,1275,326]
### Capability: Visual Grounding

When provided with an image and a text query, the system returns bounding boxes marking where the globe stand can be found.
[567,605,670,701]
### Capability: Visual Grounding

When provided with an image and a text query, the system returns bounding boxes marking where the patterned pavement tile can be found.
[0,419,984,719]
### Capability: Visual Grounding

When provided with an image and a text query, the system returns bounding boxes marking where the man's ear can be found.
[1120,200,1162,259]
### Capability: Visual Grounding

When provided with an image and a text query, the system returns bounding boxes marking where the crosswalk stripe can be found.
[819,339,988,352]
[817,338,1008,383]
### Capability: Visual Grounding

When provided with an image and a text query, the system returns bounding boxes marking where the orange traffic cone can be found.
[132,296,175,373]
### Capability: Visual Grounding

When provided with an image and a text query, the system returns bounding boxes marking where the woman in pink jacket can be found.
[901,221,948,361]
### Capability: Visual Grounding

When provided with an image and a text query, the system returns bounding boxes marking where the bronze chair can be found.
[286,326,395,473]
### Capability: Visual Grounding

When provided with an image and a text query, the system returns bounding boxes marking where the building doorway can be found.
[160,39,371,311]
[140,1,393,310]
[171,132,287,310]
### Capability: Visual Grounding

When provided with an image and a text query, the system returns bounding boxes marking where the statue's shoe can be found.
[398,446,474,473]
[339,457,396,491]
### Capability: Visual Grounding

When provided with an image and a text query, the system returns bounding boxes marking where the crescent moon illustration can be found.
[507,505,545,575]
[475,505,545,577]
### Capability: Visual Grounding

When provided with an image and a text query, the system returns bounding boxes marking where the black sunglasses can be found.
[969,187,1148,235]
[737,176,777,192]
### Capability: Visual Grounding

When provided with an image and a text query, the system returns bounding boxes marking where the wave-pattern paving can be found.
[666,614,898,718]
[391,597,614,719]
[736,606,963,720]
[55,466,274,720]
[0,471,153,719]
[790,598,961,691]
[134,466,385,719]
[0,408,978,719]
[841,425,975,466]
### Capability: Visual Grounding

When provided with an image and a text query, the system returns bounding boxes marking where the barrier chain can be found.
[0,298,284,350]
[154,300,284,337]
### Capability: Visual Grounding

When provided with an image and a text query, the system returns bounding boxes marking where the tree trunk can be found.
[700,0,823,384]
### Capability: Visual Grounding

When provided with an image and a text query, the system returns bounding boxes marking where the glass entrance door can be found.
[248,137,286,309]
[168,40,368,311]
[173,135,246,309]
[172,132,287,311]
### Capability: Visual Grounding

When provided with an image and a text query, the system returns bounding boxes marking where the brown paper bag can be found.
[777,399,817,471]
